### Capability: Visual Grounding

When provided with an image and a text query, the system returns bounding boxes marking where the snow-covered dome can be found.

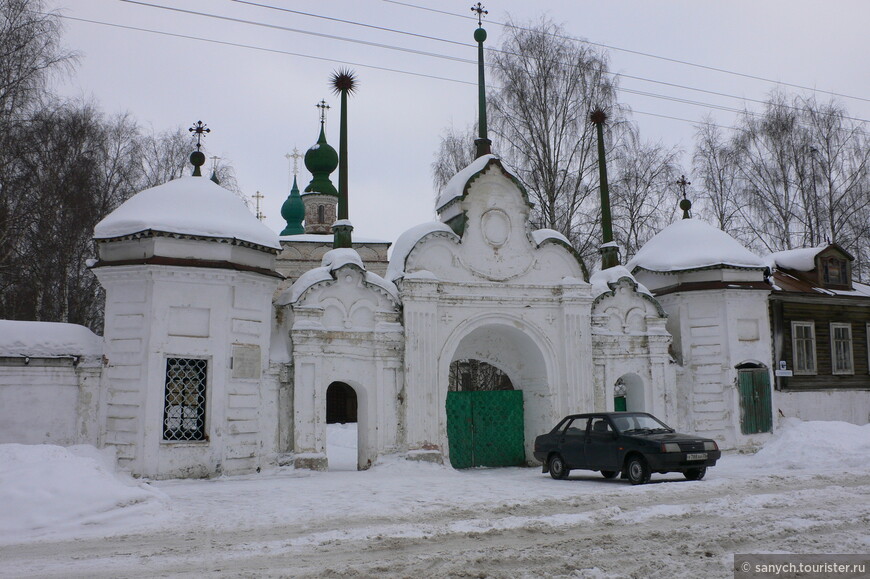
[627,219,765,273]
[94,176,280,250]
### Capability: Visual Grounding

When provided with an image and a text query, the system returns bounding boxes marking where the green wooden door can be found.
[446,390,525,468]
[738,369,772,434]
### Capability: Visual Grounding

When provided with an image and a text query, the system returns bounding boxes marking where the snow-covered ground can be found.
[1,419,869,578]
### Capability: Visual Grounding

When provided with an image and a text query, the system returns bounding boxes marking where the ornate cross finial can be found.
[210,155,220,171]
[676,175,692,219]
[316,99,330,124]
[252,191,265,221]
[285,147,303,177]
[676,175,691,198]
[471,2,487,27]
[189,120,210,151]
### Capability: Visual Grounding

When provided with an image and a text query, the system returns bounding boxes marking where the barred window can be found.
[791,321,816,375]
[163,358,208,441]
[830,323,854,375]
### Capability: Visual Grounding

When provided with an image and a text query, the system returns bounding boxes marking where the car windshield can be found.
[611,414,673,434]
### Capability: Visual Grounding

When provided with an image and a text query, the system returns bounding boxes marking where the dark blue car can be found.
[533,412,721,485]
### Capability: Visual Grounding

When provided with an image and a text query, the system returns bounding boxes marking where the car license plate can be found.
[686,453,707,461]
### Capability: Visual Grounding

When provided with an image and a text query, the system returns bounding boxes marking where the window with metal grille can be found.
[163,358,208,441]
[791,321,816,375]
[830,323,854,375]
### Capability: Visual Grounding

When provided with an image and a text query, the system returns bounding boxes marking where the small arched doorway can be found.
[615,373,645,412]
[326,381,358,471]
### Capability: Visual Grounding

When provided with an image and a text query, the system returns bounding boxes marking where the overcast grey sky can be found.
[47,0,870,246]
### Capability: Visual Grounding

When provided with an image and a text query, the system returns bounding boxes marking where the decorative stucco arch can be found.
[438,312,559,460]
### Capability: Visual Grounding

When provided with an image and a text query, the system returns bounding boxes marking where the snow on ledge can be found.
[94,177,281,250]
[531,228,571,247]
[590,266,653,299]
[387,221,456,282]
[0,320,103,358]
[278,248,399,304]
[435,154,498,212]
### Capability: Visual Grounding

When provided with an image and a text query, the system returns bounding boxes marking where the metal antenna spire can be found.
[471,2,491,158]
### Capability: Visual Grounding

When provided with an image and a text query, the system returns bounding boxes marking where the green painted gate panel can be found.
[446,390,525,469]
[739,369,772,435]
[445,391,474,469]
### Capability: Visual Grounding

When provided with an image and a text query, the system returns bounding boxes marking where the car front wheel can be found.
[549,454,569,480]
[600,470,618,479]
[626,456,651,485]
[684,467,706,481]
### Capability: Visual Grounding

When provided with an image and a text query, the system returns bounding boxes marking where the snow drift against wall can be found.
[0,320,103,358]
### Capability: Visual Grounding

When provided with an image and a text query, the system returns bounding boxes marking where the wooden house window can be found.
[791,321,816,375]
[830,323,854,375]
[822,256,848,286]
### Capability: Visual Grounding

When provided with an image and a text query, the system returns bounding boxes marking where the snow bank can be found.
[94,176,281,250]
[628,218,766,273]
[0,444,167,542]
[0,320,103,358]
[748,417,870,470]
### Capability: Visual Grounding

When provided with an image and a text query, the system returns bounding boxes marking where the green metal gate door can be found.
[738,369,772,434]
[445,390,525,469]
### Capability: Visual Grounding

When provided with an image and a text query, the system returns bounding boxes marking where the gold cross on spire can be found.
[316,99,330,124]
[471,2,487,26]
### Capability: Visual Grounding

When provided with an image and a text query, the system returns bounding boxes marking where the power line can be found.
[118,0,868,127]
[54,14,476,87]
[220,0,870,125]
[381,0,870,105]
[58,9,865,136]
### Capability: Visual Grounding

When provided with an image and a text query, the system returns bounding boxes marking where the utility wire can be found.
[117,0,870,126]
[224,0,870,125]
[59,10,863,136]
[382,0,870,105]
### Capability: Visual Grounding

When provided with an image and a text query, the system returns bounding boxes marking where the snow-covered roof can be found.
[278,248,399,305]
[386,221,457,282]
[0,320,103,358]
[435,154,498,212]
[279,233,390,244]
[627,219,766,273]
[94,177,281,250]
[589,265,653,299]
[765,246,826,272]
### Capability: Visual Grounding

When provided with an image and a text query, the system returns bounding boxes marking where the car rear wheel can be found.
[549,454,569,480]
[600,470,618,479]
[684,467,706,481]
[626,456,651,485]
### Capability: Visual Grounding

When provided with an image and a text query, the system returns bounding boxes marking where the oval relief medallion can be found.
[481,208,511,248]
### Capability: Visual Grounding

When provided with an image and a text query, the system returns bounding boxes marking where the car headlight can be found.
[703,441,718,451]
[661,443,681,453]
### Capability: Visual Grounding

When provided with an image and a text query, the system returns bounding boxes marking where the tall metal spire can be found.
[330,69,358,249]
[591,109,619,269]
[472,3,491,158]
